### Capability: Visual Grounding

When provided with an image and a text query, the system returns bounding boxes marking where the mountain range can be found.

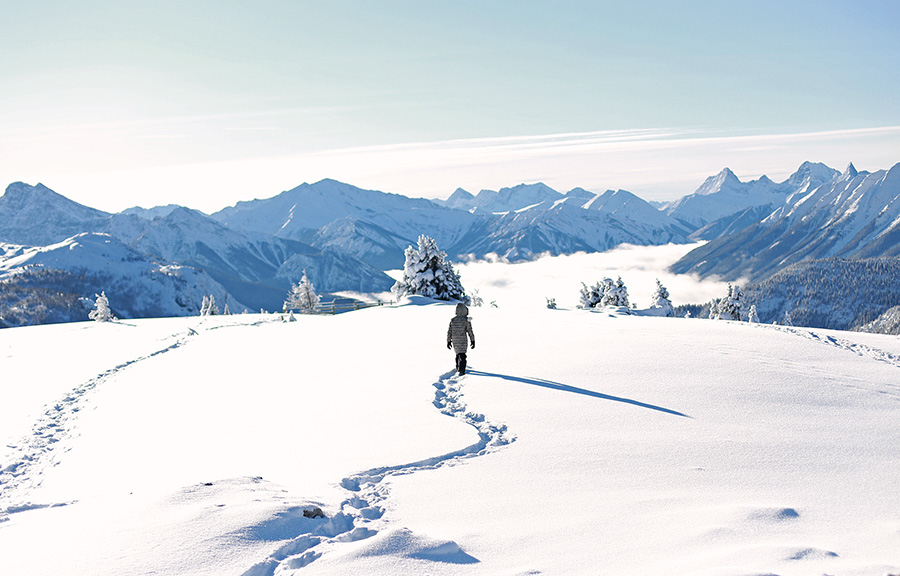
[2,160,899,326]
[671,162,900,281]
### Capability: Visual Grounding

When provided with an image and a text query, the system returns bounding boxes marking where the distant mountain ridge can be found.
[0,184,395,313]
[212,179,696,264]
[672,162,900,281]
[3,159,900,327]
[666,161,840,230]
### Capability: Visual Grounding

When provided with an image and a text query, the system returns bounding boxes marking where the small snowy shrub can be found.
[469,289,484,307]
[546,297,557,309]
[88,291,115,322]
[285,271,321,313]
[392,235,468,303]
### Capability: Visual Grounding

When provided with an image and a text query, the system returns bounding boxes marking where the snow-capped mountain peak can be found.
[783,161,839,191]
[120,205,184,220]
[696,167,741,196]
[0,182,111,246]
[442,188,476,210]
[564,187,596,201]
[841,162,860,180]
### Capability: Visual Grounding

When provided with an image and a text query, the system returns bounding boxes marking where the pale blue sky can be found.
[2,0,899,212]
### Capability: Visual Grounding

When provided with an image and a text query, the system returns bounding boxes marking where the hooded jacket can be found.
[447,302,475,354]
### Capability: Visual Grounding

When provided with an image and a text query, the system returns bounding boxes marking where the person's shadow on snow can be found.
[465,370,690,418]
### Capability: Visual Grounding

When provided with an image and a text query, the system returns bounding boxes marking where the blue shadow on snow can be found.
[466,370,690,418]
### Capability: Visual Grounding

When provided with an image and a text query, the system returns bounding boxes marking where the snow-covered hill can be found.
[0,184,395,318]
[0,233,245,325]
[672,162,900,281]
[108,207,394,309]
[1,289,898,575]
[742,256,900,330]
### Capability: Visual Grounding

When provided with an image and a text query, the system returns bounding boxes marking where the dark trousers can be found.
[455,353,468,375]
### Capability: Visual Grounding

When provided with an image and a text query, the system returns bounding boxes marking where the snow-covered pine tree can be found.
[708,297,721,320]
[392,235,468,303]
[285,271,321,313]
[748,304,759,323]
[782,310,794,326]
[578,281,603,309]
[199,294,220,316]
[713,284,745,321]
[88,291,115,322]
[200,295,210,316]
[650,278,674,316]
[207,295,219,316]
[602,277,630,308]
[725,284,744,320]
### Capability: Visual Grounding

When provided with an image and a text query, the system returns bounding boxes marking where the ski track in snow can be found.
[242,369,516,574]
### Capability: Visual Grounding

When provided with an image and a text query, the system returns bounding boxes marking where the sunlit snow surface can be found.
[2,254,900,575]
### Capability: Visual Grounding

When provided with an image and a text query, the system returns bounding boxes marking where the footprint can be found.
[785,547,838,561]
[746,507,800,523]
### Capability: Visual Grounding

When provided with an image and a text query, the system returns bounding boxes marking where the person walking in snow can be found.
[447,302,475,375]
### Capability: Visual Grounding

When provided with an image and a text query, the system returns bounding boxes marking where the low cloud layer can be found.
[455,243,732,310]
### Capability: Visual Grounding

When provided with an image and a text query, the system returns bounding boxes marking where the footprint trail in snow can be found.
[772,325,900,397]
[0,317,279,515]
[243,369,515,573]
[0,327,201,514]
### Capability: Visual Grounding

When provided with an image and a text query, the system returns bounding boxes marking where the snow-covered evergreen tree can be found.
[650,278,674,316]
[392,235,468,303]
[602,277,630,308]
[285,271,321,313]
[88,291,115,322]
[579,277,629,309]
[748,304,759,323]
[711,284,745,321]
[223,303,232,315]
[200,294,219,316]
[578,281,604,309]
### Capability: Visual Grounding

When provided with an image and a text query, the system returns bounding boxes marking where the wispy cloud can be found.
[21,125,900,213]
[291,125,900,200]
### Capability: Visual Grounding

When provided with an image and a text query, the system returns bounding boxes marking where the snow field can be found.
[320,309,900,575]
[1,299,899,575]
